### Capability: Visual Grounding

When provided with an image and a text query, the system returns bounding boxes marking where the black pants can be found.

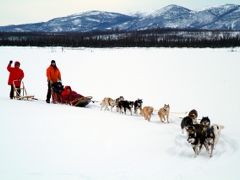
[10,85,20,99]
[46,81,52,102]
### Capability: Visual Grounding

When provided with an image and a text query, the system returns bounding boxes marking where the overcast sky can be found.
[1,0,239,26]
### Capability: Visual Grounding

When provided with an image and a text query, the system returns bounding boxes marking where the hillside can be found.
[0,4,240,32]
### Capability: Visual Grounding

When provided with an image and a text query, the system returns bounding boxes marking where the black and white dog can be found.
[186,124,207,157]
[204,126,215,157]
[200,116,211,127]
[184,115,224,158]
[186,120,220,158]
[181,116,193,133]
[115,96,124,112]
[134,99,143,114]
[118,100,134,115]
[181,110,200,134]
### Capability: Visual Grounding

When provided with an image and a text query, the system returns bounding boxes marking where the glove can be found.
[9,60,13,64]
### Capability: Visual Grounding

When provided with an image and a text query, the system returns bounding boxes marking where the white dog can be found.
[211,124,224,146]
[100,97,115,111]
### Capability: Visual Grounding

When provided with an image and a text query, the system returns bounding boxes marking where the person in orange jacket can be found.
[7,60,24,99]
[46,60,61,103]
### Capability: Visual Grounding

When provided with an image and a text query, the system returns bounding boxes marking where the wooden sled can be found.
[70,96,92,107]
[13,80,37,101]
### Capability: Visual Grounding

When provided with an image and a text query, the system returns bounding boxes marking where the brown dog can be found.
[100,97,115,111]
[188,109,198,124]
[140,106,154,121]
[158,104,170,123]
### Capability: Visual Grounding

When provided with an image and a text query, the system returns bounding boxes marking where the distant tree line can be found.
[0,28,240,48]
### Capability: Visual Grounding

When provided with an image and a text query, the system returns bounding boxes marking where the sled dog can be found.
[100,97,115,111]
[181,116,193,133]
[211,124,224,146]
[118,100,134,115]
[188,109,198,124]
[115,96,124,112]
[200,117,211,128]
[140,106,154,121]
[204,126,215,157]
[186,124,207,157]
[134,99,143,114]
[186,123,220,158]
[158,104,170,123]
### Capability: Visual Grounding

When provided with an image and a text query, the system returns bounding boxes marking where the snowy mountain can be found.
[0,4,240,32]
[200,4,240,30]
[0,11,136,32]
[131,4,240,30]
[132,5,194,30]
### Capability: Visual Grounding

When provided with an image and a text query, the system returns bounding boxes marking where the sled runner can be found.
[13,80,36,100]
[71,96,93,107]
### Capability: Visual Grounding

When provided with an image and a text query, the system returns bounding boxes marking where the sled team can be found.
[6,60,224,158]
[100,96,223,158]
[100,96,170,123]
[181,109,224,158]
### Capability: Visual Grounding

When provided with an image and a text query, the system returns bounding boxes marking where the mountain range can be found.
[1,4,240,32]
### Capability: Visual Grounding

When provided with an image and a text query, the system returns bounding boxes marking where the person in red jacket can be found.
[46,60,61,103]
[61,86,83,105]
[7,60,24,99]
[61,86,92,107]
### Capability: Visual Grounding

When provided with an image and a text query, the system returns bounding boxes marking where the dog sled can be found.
[51,82,92,107]
[69,96,93,107]
[13,80,37,100]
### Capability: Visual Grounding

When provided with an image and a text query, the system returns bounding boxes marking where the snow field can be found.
[0,47,240,180]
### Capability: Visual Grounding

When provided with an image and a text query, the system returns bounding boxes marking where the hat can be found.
[14,61,20,67]
[51,60,56,64]
[65,86,71,90]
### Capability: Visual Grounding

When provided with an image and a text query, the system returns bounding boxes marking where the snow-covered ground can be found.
[0,47,240,180]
